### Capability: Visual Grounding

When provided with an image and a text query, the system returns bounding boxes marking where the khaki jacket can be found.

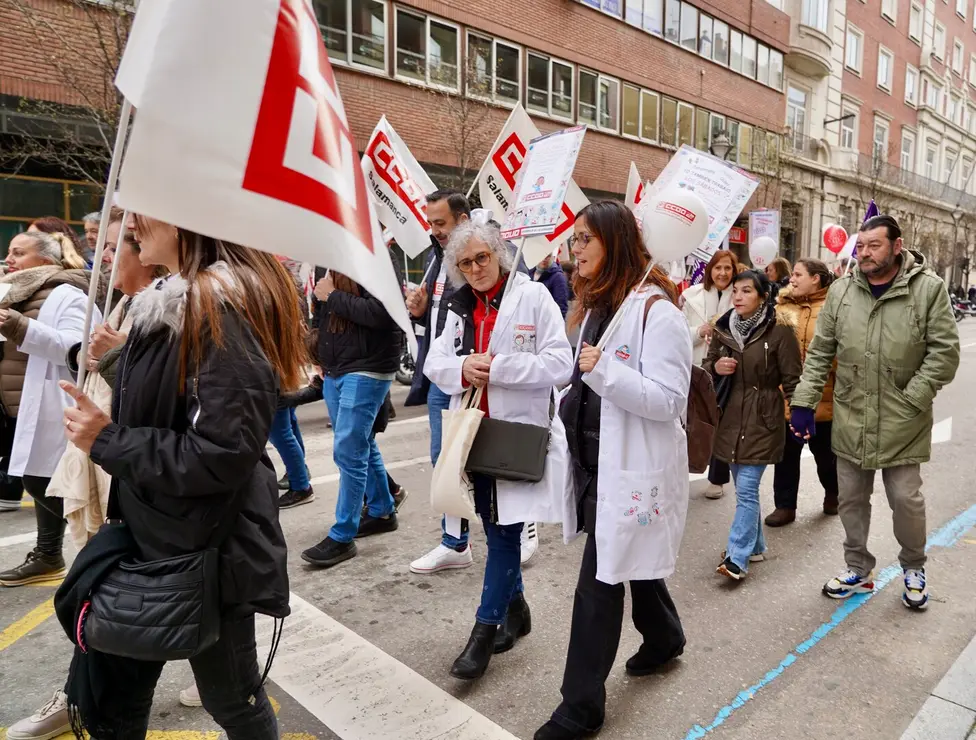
[776,286,835,422]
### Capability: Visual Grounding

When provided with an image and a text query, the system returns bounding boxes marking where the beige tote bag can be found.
[429,387,484,520]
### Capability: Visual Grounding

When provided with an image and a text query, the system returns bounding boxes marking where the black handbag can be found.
[465,387,553,483]
[80,492,245,662]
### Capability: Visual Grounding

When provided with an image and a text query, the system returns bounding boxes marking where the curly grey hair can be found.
[443,221,514,288]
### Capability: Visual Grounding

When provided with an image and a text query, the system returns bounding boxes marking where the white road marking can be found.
[308,455,430,486]
[799,416,952,459]
[256,592,519,740]
[0,532,35,549]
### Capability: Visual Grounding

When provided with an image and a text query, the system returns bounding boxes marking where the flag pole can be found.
[76,98,133,389]
[505,237,527,297]
[101,210,130,318]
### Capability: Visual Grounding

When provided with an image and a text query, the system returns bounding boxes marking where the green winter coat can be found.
[792,249,959,470]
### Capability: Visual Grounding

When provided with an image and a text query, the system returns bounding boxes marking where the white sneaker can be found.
[0,498,22,511]
[179,682,203,708]
[7,690,70,740]
[704,484,724,500]
[409,544,473,574]
[520,522,539,565]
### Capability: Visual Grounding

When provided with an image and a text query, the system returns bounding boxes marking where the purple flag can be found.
[689,259,706,286]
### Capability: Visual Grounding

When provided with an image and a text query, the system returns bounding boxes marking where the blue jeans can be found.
[428,383,469,550]
[269,408,309,491]
[727,464,768,571]
[322,373,394,543]
[473,475,524,625]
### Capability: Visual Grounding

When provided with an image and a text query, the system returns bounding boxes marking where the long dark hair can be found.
[570,200,677,327]
[795,257,834,290]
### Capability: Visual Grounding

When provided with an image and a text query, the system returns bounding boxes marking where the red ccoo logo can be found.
[657,202,696,224]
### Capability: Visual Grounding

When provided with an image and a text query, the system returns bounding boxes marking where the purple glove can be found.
[790,407,816,440]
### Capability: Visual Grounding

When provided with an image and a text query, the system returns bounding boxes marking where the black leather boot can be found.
[494,593,532,654]
[450,623,497,680]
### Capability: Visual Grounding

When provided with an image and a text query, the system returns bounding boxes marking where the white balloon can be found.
[839,232,857,259]
[749,236,778,267]
[640,189,709,264]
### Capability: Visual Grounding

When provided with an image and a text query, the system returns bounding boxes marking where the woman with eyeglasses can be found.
[536,201,691,740]
[425,220,572,681]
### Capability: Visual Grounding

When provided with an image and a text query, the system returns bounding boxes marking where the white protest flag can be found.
[477,103,589,268]
[114,0,414,348]
[361,115,435,259]
[625,161,644,212]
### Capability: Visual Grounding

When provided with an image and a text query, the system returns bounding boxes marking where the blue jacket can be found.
[530,264,570,318]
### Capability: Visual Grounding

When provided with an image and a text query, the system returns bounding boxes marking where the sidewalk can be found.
[901,633,976,740]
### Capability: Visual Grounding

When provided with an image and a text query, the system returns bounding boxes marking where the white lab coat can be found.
[425,272,574,528]
[10,284,97,478]
[681,283,731,366]
[581,286,692,585]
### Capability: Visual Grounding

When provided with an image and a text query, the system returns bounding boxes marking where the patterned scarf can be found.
[729,303,767,350]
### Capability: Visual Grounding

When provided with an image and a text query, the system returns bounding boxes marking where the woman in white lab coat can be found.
[681,248,738,501]
[425,220,573,682]
[0,230,95,588]
[535,200,691,740]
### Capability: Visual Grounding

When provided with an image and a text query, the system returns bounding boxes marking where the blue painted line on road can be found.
[683,503,976,740]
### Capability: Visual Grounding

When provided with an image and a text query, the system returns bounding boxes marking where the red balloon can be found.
[823,224,848,254]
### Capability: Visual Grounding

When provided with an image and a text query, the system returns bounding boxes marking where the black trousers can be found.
[552,534,685,733]
[707,456,730,486]
[24,476,64,557]
[772,421,838,509]
[85,615,276,740]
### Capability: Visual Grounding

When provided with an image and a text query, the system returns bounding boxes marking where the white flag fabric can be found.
[114,0,413,347]
[477,103,589,268]
[361,116,435,259]
[625,161,644,212]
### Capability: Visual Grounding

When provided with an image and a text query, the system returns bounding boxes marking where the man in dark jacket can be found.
[530,253,570,318]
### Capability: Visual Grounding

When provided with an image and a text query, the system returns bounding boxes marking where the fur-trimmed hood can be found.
[126,262,238,336]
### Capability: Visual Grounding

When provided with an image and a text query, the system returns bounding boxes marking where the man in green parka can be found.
[790,214,959,611]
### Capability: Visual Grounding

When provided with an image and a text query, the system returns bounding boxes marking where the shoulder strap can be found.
[643,294,668,325]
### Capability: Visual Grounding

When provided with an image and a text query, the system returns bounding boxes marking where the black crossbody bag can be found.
[464,387,554,483]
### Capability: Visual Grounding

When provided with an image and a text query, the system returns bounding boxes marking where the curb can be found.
[901,633,976,740]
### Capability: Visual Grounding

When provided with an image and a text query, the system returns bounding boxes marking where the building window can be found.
[641,90,660,141]
[881,0,897,22]
[757,44,770,85]
[578,71,619,131]
[730,30,743,73]
[664,0,680,43]
[801,0,829,32]
[713,19,729,65]
[699,14,713,57]
[970,54,976,85]
[316,0,388,71]
[576,0,624,18]
[841,108,857,148]
[846,25,863,73]
[926,80,942,109]
[526,53,574,120]
[769,50,784,90]
[680,3,699,52]
[905,64,919,105]
[696,108,710,150]
[877,47,893,91]
[935,23,946,60]
[951,92,963,124]
[909,3,923,42]
[661,97,693,147]
[946,150,958,185]
[963,157,974,190]
[925,142,937,179]
[957,0,968,18]
[627,0,665,35]
[622,85,640,137]
[467,34,521,104]
[738,123,753,167]
[901,130,916,171]
[395,10,460,88]
[873,119,889,161]
[787,85,808,145]
[953,40,965,75]
[742,36,758,78]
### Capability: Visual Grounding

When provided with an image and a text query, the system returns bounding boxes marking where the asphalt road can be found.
[2,321,976,740]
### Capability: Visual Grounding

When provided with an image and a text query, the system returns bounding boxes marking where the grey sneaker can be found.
[7,690,70,740]
[0,549,66,587]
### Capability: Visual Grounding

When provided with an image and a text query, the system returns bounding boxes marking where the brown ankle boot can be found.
[764,508,796,527]
[823,493,839,516]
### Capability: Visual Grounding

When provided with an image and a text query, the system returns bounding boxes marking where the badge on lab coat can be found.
[512,324,536,353]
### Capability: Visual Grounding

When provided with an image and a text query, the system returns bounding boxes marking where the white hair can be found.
[443,221,514,289]
[19,232,62,265]
[83,212,100,224]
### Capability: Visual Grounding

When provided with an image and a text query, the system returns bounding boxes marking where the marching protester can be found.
[425,220,572,680]
[768,258,838,527]
[300,266,402,568]
[82,212,100,262]
[790,215,959,609]
[0,230,97,587]
[681,249,737,500]
[531,252,570,318]
[536,201,690,740]
[5,213,167,740]
[705,269,802,581]
[765,257,792,288]
[57,215,305,738]
[27,217,90,268]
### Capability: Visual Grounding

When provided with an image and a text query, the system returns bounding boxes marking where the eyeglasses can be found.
[567,232,594,250]
[457,251,493,273]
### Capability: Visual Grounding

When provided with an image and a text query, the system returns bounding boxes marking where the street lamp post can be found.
[951,209,963,289]
[710,131,732,160]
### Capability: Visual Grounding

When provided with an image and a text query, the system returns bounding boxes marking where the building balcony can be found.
[784,0,833,78]
[782,129,825,164]
[847,153,976,212]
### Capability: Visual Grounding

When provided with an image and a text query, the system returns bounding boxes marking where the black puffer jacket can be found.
[90,265,289,619]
